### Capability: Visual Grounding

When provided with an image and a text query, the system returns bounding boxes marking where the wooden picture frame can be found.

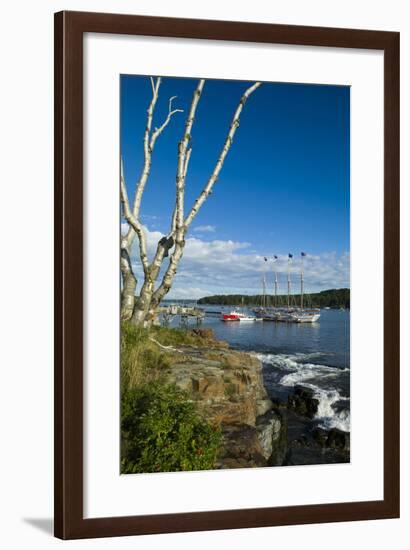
[54,10,400,539]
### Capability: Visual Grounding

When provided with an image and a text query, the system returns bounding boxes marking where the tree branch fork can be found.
[120,76,261,324]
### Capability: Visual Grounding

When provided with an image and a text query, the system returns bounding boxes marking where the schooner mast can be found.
[273,255,278,307]
[300,252,306,310]
[255,252,320,323]
[287,253,293,309]
[262,274,267,308]
[262,256,268,308]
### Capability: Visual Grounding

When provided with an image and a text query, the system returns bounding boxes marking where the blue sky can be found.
[121,75,350,299]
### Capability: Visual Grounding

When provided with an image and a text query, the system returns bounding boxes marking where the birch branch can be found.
[150,96,183,150]
[145,80,205,284]
[149,81,206,303]
[177,80,205,232]
[122,77,182,253]
[120,159,149,273]
[171,80,205,235]
[184,81,261,227]
[131,76,161,223]
[171,146,192,233]
[183,147,192,179]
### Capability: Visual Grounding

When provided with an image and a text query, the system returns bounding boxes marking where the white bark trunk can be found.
[135,81,205,321]
[120,78,183,321]
[120,247,137,320]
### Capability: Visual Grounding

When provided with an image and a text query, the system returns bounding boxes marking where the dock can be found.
[157,304,205,327]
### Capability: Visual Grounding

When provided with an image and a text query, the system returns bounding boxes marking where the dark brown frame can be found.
[54,10,400,539]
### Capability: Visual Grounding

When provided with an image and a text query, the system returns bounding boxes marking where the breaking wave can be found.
[302,383,351,432]
[253,352,326,370]
[254,352,350,432]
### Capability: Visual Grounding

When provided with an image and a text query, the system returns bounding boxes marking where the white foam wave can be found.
[302,383,350,432]
[254,352,348,381]
[280,363,344,386]
[253,352,350,432]
[253,352,326,370]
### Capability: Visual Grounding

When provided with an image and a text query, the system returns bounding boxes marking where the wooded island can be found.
[197,288,350,309]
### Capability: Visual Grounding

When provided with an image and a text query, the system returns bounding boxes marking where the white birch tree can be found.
[121,77,261,326]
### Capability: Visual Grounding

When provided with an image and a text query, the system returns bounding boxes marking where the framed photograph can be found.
[54,11,400,539]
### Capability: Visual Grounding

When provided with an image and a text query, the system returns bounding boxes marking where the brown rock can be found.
[200,397,257,427]
[216,425,268,469]
[163,340,283,468]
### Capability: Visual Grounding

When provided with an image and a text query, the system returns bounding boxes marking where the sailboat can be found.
[256,256,281,321]
[260,253,320,323]
[273,253,296,322]
[253,259,270,318]
[282,252,320,323]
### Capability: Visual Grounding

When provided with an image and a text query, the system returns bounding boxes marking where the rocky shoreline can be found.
[163,329,349,469]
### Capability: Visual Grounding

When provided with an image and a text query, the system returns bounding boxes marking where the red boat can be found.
[221,310,241,321]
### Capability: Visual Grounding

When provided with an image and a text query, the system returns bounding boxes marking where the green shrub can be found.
[121,382,221,473]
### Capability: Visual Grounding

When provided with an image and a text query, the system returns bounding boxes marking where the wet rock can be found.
[327,428,349,451]
[291,434,310,448]
[312,428,328,447]
[270,396,287,409]
[284,446,344,466]
[313,427,350,451]
[287,386,319,419]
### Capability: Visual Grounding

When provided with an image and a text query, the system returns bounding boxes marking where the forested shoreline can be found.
[197,288,350,308]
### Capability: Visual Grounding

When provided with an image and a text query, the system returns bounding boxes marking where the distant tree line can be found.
[197,288,350,308]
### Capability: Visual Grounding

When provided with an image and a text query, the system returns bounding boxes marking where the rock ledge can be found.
[164,334,285,468]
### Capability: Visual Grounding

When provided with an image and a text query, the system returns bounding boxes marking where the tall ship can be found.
[257,253,320,323]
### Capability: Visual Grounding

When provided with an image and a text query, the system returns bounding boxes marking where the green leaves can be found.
[121,382,221,474]
[120,324,221,473]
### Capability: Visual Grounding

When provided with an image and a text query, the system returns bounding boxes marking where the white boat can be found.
[238,315,259,322]
[221,310,259,322]
[287,310,321,323]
